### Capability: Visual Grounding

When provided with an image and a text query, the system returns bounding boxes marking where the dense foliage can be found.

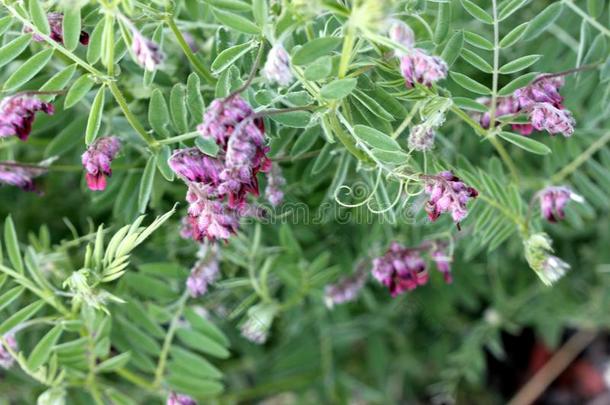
[1,0,610,403]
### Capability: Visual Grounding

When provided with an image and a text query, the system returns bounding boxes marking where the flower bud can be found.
[240,303,278,344]
[539,186,583,223]
[400,49,448,88]
[81,136,121,191]
[132,30,164,71]
[524,233,569,286]
[408,124,435,151]
[389,20,415,51]
[262,44,294,87]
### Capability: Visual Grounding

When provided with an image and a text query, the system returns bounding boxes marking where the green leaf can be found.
[211,41,256,74]
[64,75,95,108]
[87,20,104,64]
[39,64,77,99]
[170,84,188,133]
[498,0,529,21]
[183,307,229,347]
[291,127,319,157]
[497,131,551,155]
[587,0,604,18]
[320,78,357,99]
[292,37,342,65]
[149,89,171,138]
[371,149,409,165]
[3,48,54,90]
[461,48,493,73]
[0,16,13,37]
[4,215,23,273]
[156,146,175,181]
[212,8,260,35]
[0,35,32,69]
[196,137,220,157]
[524,3,563,40]
[500,22,529,48]
[351,90,393,121]
[0,300,45,335]
[252,0,268,26]
[138,155,157,214]
[207,0,251,11]
[186,73,205,119]
[460,0,493,24]
[498,72,538,96]
[165,373,224,398]
[63,7,81,51]
[304,55,333,80]
[463,31,493,51]
[441,31,464,67]
[0,286,25,312]
[175,328,230,358]
[27,325,63,371]
[454,97,488,112]
[269,111,312,128]
[312,143,334,174]
[450,72,491,95]
[170,346,222,379]
[499,55,541,74]
[353,125,400,151]
[434,2,451,44]
[44,116,87,157]
[29,0,50,35]
[583,33,607,65]
[85,86,106,144]
[96,352,131,373]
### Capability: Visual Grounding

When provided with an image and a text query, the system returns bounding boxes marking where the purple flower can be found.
[81,136,121,191]
[186,183,239,241]
[408,124,435,151]
[186,246,220,298]
[132,30,164,71]
[539,186,583,223]
[198,97,258,147]
[169,148,223,187]
[25,12,89,45]
[431,246,453,283]
[0,95,54,141]
[0,334,17,369]
[0,161,48,192]
[371,242,429,297]
[262,44,293,87]
[400,48,448,88]
[514,76,565,110]
[324,265,367,308]
[265,163,285,207]
[424,171,478,225]
[167,392,197,405]
[530,103,575,136]
[389,20,415,52]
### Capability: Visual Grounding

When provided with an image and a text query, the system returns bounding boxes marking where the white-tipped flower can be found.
[408,124,435,151]
[262,44,293,87]
[524,233,570,286]
[132,30,164,71]
[240,303,278,344]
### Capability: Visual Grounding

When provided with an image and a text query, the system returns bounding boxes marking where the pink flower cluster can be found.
[539,186,583,223]
[170,96,271,242]
[0,161,48,192]
[324,265,367,308]
[265,163,285,207]
[372,241,453,297]
[0,334,17,369]
[186,246,220,297]
[81,136,121,191]
[0,95,54,141]
[132,31,164,71]
[25,12,89,45]
[262,44,293,87]
[167,392,197,405]
[424,171,478,225]
[400,48,448,88]
[477,75,575,136]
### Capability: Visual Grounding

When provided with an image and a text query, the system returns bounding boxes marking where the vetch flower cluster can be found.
[389,20,415,51]
[26,12,89,45]
[423,171,478,225]
[132,30,164,71]
[262,43,293,87]
[0,161,49,192]
[186,245,220,298]
[324,264,367,308]
[0,334,17,369]
[0,95,54,141]
[408,124,435,151]
[81,136,121,191]
[265,163,285,207]
[524,233,570,286]
[371,241,454,297]
[539,186,583,223]
[167,392,197,405]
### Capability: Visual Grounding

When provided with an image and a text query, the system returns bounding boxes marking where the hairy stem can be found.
[489,0,500,130]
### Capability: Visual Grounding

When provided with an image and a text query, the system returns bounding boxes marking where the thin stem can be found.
[562,0,610,38]
[115,368,156,391]
[551,131,610,183]
[225,40,265,100]
[165,16,216,84]
[158,131,200,145]
[253,105,318,118]
[534,63,600,82]
[108,82,158,148]
[338,25,355,78]
[489,0,500,129]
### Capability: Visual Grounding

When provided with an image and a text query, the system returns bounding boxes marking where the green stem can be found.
[338,25,355,78]
[562,0,610,38]
[108,82,158,149]
[158,131,200,144]
[551,131,610,183]
[327,113,371,163]
[116,368,156,391]
[166,16,216,84]
[489,0,500,129]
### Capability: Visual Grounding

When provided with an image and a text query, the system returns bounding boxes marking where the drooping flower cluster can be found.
[0,334,17,369]
[324,265,367,308]
[167,392,197,405]
[539,186,583,223]
[81,136,121,191]
[132,30,164,71]
[171,96,272,242]
[186,245,220,298]
[240,302,278,344]
[408,124,435,151]
[524,233,570,286]
[262,44,293,87]
[371,241,453,297]
[423,171,478,225]
[265,163,285,207]
[476,75,575,136]
[25,12,89,45]
[0,161,49,192]
[0,95,54,141]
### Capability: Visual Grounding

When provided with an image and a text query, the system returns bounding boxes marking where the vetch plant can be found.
[0,0,610,403]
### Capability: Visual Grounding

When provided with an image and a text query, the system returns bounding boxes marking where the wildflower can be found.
[324,265,367,308]
[262,44,293,87]
[371,242,428,297]
[539,186,583,223]
[186,183,239,241]
[0,161,48,192]
[265,163,285,206]
[167,392,197,405]
[186,245,220,297]
[81,136,121,191]
[0,334,17,369]
[169,148,223,187]
[132,30,164,71]
[389,20,415,51]
[530,103,575,136]
[240,303,278,344]
[524,233,569,285]
[0,95,54,141]
[514,76,565,110]
[400,48,448,88]
[431,245,453,283]
[408,124,435,151]
[424,171,478,224]
[26,12,89,45]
